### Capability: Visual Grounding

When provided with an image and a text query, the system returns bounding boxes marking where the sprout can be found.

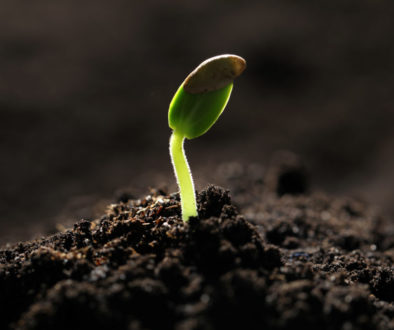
[168,54,246,221]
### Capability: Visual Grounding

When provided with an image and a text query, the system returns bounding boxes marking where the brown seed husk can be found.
[183,54,246,94]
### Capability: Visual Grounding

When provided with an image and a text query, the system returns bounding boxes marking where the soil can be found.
[1,162,393,330]
[1,2,394,329]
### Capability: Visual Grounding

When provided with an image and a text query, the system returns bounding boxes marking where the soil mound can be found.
[1,183,393,329]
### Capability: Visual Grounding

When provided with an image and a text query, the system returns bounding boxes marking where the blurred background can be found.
[1,0,393,244]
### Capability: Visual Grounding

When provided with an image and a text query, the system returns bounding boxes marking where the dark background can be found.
[1,0,393,244]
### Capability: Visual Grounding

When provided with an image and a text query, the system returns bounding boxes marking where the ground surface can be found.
[1,163,393,330]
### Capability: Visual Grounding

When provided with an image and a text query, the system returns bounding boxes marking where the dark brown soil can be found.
[1,163,393,330]
[1,2,394,328]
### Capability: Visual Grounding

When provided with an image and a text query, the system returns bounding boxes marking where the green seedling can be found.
[168,54,246,221]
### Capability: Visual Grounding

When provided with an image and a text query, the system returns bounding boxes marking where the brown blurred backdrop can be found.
[1,0,393,243]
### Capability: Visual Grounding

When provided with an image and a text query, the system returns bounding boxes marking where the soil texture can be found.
[1,165,393,329]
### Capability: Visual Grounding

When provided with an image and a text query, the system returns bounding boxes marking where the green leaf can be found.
[168,83,233,139]
[168,54,246,139]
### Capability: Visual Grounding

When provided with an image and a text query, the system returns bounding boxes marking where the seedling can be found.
[168,54,246,221]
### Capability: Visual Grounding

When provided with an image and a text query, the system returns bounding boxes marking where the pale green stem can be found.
[169,130,197,221]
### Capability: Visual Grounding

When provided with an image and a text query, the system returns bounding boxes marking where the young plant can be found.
[168,54,246,221]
